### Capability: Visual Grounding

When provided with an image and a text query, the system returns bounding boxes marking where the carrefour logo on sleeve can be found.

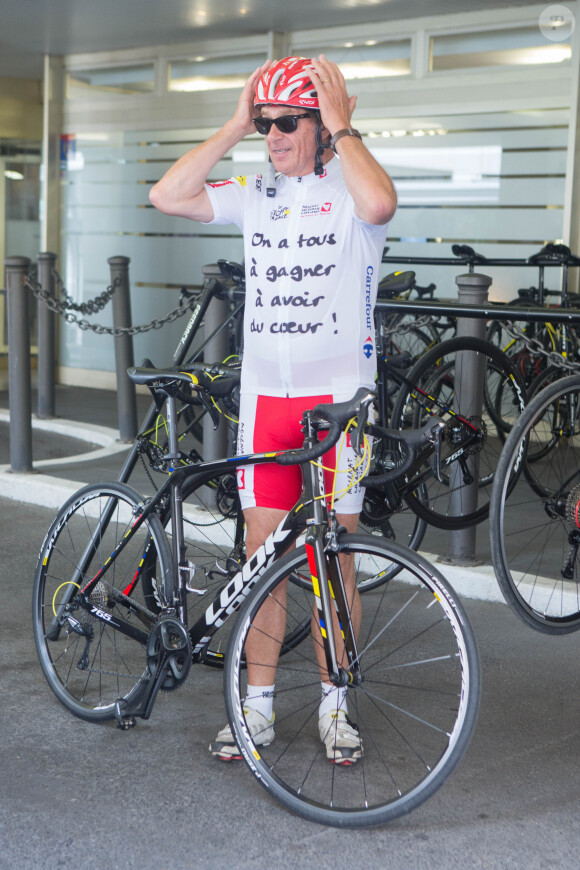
[365,266,373,331]
[362,336,374,359]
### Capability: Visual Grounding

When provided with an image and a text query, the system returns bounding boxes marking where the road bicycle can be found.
[486,243,580,392]
[121,259,245,491]
[489,372,580,633]
[376,268,455,353]
[362,334,527,543]
[32,373,480,828]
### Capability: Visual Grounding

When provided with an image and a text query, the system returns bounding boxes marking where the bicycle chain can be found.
[25,269,201,336]
[499,320,580,374]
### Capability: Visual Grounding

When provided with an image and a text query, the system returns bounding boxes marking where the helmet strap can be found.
[266,156,277,197]
[314,114,331,176]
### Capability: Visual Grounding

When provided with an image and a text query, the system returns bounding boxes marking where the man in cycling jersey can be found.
[150,55,397,764]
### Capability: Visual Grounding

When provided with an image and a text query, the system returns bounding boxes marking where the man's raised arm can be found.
[149,61,270,223]
[308,55,397,227]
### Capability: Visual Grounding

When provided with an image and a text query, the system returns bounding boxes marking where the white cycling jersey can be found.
[205,157,389,397]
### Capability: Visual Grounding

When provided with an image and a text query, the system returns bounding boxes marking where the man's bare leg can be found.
[243,508,361,687]
[243,506,288,687]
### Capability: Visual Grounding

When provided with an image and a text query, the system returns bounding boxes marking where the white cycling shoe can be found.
[209,708,275,761]
[318,710,363,765]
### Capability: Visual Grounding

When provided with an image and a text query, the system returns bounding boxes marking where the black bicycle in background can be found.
[489,372,580,633]
[32,373,480,828]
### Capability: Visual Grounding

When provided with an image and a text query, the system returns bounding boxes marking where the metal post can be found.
[5,256,33,472]
[108,256,137,441]
[37,251,58,418]
[201,265,230,465]
[443,272,492,566]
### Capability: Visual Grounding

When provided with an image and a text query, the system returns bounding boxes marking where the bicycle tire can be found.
[523,366,567,464]
[390,336,526,529]
[32,482,173,721]
[224,534,480,827]
[490,374,580,633]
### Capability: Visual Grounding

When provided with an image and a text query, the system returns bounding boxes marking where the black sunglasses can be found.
[253,114,311,135]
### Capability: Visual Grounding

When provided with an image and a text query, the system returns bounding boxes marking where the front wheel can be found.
[489,374,580,633]
[224,534,480,827]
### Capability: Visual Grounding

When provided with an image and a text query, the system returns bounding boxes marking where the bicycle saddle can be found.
[528,243,580,266]
[377,270,416,297]
[127,360,239,398]
[451,243,487,264]
[217,259,246,285]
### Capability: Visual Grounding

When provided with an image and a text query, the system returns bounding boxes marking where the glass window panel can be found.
[292,39,411,79]
[430,26,571,71]
[168,53,266,92]
[67,64,155,99]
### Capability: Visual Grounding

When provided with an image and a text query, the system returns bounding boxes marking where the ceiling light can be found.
[4,170,24,180]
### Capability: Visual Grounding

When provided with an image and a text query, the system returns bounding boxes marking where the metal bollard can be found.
[201,266,230,462]
[37,252,58,419]
[5,257,33,472]
[108,256,137,441]
[442,272,492,566]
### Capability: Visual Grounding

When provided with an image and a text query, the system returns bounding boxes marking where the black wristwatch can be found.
[330,128,362,153]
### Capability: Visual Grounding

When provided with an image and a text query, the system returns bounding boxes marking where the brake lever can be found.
[351,398,371,456]
[198,390,220,430]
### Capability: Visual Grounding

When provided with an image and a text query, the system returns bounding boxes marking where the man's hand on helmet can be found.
[233,60,272,139]
[307,55,357,140]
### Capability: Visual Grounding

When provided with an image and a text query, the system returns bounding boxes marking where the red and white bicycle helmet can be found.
[254,57,319,109]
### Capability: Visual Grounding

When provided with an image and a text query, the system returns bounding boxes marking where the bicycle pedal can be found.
[114,700,137,730]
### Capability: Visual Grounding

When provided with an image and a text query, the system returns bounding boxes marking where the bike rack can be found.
[376,297,580,324]
[377,274,580,567]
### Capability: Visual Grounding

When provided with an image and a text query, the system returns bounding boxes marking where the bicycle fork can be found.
[303,446,361,688]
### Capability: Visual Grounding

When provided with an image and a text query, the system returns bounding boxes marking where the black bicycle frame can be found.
[74,408,338,665]
[52,276,244,607]
[117,275,244,486]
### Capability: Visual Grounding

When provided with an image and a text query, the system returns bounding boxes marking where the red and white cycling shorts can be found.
[236,393,366,515]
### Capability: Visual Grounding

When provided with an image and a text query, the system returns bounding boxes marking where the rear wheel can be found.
[32,482,173,721]
[390,336,526,529]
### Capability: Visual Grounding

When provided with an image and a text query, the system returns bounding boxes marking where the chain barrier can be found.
[378,311,439,338]
[25,268,201,336]
[499,320,580,375]
[380,308,580,375]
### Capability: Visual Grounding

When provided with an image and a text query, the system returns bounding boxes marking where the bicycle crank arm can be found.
[114,616,193,729]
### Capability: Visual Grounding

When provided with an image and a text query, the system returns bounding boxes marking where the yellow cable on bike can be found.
[51,581,80,617]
